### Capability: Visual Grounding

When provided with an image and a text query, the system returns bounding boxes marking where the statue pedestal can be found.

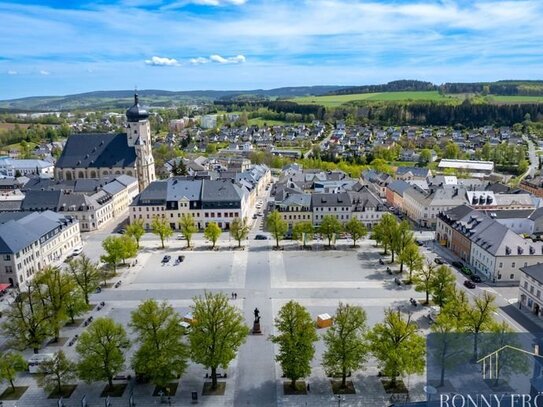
[252,321,262,335]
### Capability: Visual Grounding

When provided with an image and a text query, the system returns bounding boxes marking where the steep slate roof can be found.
[0,211,73,254]
[20,190,61,211]
[395,166,430,178]
[131,181,168,205]
[278,193,311,208]
[167,178,202,201]
[520,263,543,285]
[201,180,244,202]
[56,133,136,169]
[311,192,351,207]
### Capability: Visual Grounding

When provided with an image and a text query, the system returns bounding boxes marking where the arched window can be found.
[78,171,85,179]
[90,170,97,178]
[65,171,73,180]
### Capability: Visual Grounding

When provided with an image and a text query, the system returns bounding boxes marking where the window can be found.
[5,266,12,273]
[510,274,514,279]
[499,262,503,268]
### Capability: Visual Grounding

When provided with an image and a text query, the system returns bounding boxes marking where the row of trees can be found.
[0,293,249,396]
[1,257,102,353]
[267,210,368,249]
[271,301,425,390]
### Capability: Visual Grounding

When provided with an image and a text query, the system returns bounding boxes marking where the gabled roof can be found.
[311,192,351,207]
[167,178,202,201]
[387,180,411,195]
[56,133,136,169]
[201,180,244,202]
[395,166,430,178]
[520,263,543,285]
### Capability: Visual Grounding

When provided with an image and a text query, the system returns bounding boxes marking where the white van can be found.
[27,353,55,373]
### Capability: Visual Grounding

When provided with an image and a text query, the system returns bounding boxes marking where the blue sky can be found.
[1,0,543,99]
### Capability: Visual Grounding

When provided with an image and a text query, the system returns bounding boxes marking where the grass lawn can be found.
[0,386,29,400]
[202,382,226,396]
[490,95,543,103]
[293,91,451,107]
[47,385,77,399]
[247,118,297,127]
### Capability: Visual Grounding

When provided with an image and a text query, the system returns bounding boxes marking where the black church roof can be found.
[55,133,136,169]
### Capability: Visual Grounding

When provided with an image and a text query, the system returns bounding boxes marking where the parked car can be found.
[461,266,473,276]
[415,240,424,246]
[470,275,482,283]
[161,255,171,263]
[464,280,476,289]
[177,255,185,263]
[252,214,258,219]
[434,258,444,265]
[451,261,463,269]
[72,247,83,256]
[255,234,268,240]
[176,234,185,240]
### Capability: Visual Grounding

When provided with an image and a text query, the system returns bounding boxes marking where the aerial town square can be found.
[2,1,543,406]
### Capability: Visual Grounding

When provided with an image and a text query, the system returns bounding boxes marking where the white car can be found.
[72,247,83,256]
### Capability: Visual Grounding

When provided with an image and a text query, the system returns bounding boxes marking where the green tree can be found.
[152,216,174,249]
[37,350,77,397]
[391,220,413,269]
[464,292,497,360]
[1,284,53,353]
[322,303,369,388]
[230,217,250,248]
[118,235,138,264]
[429,265,456,307]
[413,260,436,305]
[64,286,87,324]
[189,292,249,390]
[429,313,469,387]
[34,266,76,342]
[267,210,288,249]
[66,254,100,305]
[100,236,124,273]
[204,222,222,249]
[270,300,317,390]
[480,321,529,386]
[76,317,129,389]
[344,217,367,247]
[130,300,188,389]
[518,159,529,174]
[319,215,343,248]
[418,149,433,166]
[292,221,314,248]
[0,352,27,392]
[444,142,460,159]
[368,309,425,386]
[125,219,145,249]
[399,242,424,282]
[179,214,197,248]
[371,213,398,255]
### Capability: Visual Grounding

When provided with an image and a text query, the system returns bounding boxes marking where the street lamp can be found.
[335,395,345,407]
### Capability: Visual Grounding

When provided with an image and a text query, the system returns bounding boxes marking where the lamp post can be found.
[335,395,345,407]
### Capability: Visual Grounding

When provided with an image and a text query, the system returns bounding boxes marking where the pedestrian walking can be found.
[234,292,237,299]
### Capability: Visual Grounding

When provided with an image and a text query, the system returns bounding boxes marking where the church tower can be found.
[126,93,156,192]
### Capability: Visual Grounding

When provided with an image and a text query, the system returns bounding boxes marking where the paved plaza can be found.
[1,219,533,407]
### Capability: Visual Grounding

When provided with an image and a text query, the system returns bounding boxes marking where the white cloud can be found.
[209,54,246,64]
[39,70,50,75]
[144,56,180,66]
[162,0,246,9]
[190,57,209,65]
[7,70,17,75]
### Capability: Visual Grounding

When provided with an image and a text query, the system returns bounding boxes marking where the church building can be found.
[55,94,156,192]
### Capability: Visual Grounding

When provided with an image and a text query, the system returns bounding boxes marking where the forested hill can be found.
[440,80,543,96]
[330,80,543,97]
[330,80,436,95]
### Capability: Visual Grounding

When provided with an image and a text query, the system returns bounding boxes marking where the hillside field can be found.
[293,91,543,107]
[292,91,452,107]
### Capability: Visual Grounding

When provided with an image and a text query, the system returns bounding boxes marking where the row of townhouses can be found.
[129,164,271,230]
[272,166,388,229]
[436,205,543,283]
[0,175,138,231]
[0,211,81,287]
